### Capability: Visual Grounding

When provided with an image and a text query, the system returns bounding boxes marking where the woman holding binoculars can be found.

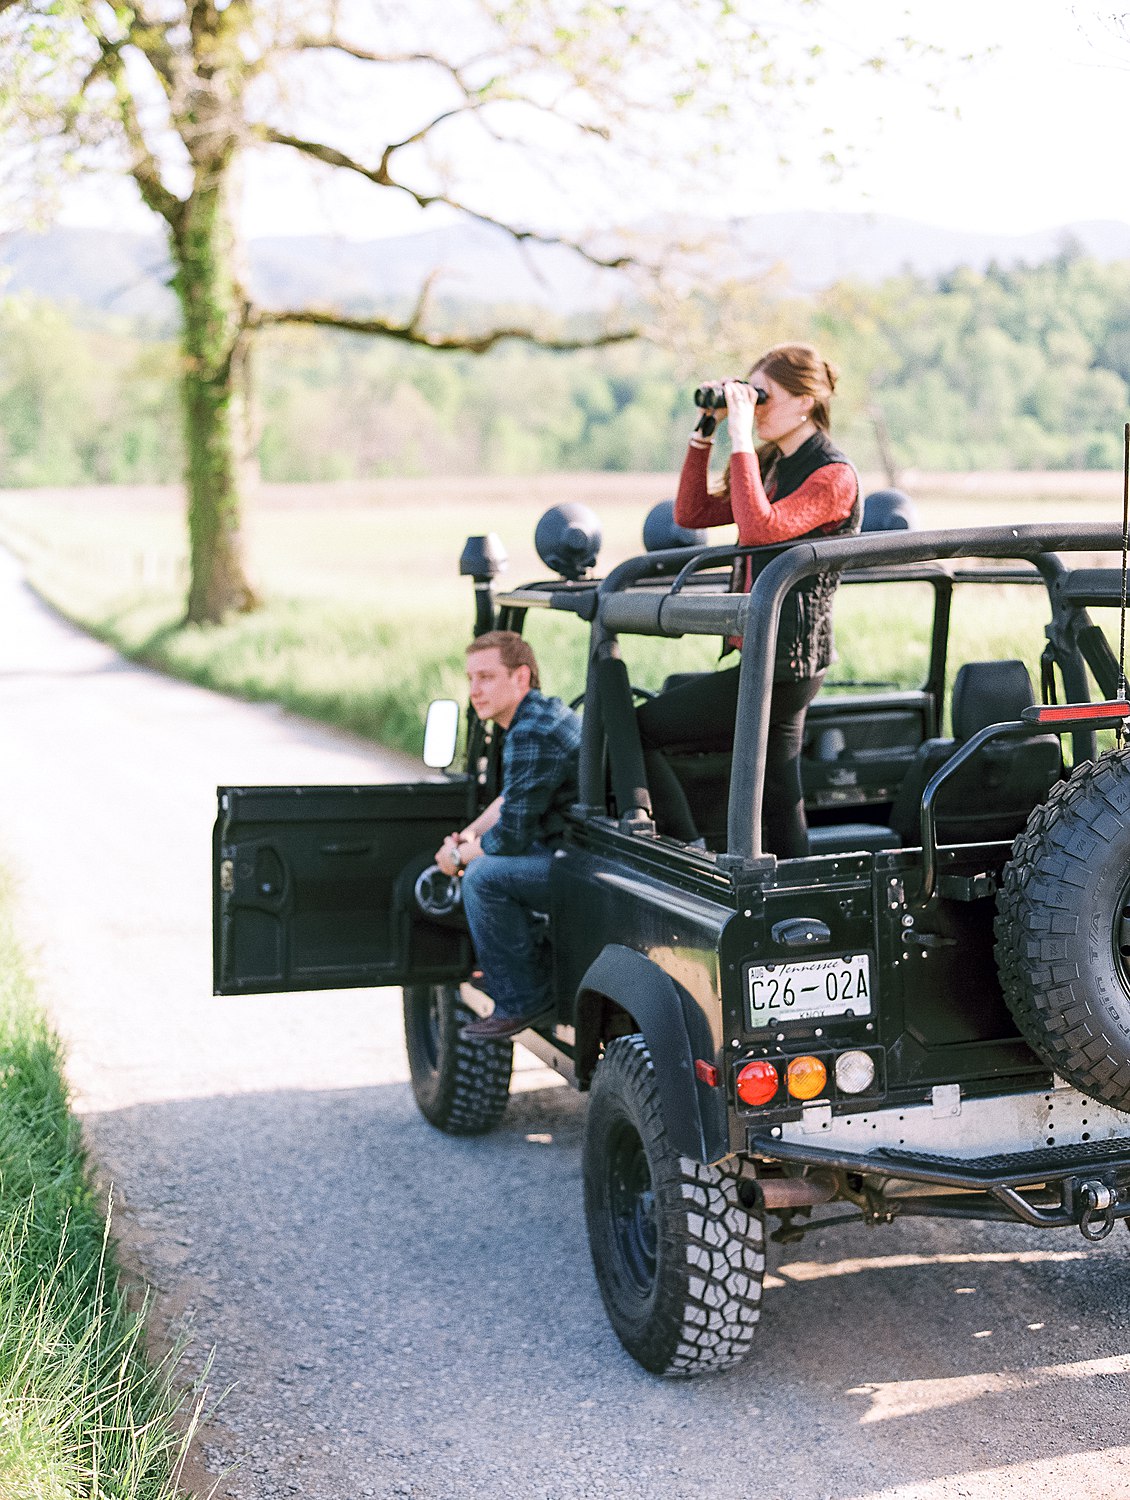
[637,341,861,857]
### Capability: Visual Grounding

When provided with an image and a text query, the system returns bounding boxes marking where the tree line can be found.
[4,249,1130,489]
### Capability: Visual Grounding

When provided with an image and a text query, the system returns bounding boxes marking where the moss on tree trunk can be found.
[173,174,259,625]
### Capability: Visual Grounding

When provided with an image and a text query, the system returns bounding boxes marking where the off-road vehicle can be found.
[213,501,1130,1377]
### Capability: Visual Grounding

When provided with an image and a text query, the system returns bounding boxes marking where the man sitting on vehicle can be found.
[434,630,582,1041]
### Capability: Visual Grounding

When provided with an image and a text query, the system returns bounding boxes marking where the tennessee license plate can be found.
[745,954,871,1028]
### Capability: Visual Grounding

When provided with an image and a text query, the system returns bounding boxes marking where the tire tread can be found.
[403,984,512,1135]
[584,1035,764,1378]
[996,750,1130,1109]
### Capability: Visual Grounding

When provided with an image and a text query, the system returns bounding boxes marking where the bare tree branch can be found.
[287,35,491,88]
[125,5,177,96]
[250,304,638,354]
[376,101,489,164]
[293,35,614,138]
[89,29,184,228]
[260,127,632,270]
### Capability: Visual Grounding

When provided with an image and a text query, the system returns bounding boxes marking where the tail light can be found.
[786,1056,828,1100]
[834,1049,877,1095]
[736,1059,779,1106]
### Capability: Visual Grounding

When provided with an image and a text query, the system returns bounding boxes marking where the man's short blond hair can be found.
[466,630,541,691]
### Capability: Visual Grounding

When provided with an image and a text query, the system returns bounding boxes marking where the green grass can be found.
[0,473,1124,756]
[0,870,199,1499]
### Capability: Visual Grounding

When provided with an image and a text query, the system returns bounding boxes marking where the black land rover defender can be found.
[213,504,1130,1378]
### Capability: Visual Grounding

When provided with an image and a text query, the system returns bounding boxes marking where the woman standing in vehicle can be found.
[637,342,861,858]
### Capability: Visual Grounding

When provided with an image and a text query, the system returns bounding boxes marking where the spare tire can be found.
[995,748,1130,1109]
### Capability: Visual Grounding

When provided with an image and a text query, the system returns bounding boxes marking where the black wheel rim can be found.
[424,988,443,1070]
[606,1119,658,1296]
[1115,882,1130,996]
[409,986,443,1073]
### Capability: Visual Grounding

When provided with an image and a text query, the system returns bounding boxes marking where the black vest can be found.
[730,430,861,681]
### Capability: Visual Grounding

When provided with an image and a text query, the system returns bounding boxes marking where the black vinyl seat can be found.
[888,660,1062,847]
[807,821,898,854]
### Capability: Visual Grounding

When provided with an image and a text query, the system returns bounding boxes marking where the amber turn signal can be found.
[786,1055,828,1100]
[736,1059,779,1107]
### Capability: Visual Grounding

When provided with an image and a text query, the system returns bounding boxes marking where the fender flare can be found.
[576,945,728,1164]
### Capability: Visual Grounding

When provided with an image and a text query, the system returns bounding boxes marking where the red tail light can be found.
[736,1059,779,1107]
[1023,700,1129,725]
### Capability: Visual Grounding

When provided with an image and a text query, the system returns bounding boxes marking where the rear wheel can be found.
[583,1035,765,1377]
[996,750,1130,1109]
[402,983,512,1135]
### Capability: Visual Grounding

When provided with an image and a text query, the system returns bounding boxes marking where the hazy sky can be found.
[58,0,1125,240]
[797,0,1124,234]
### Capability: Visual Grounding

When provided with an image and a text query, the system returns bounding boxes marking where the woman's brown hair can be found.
[752,343,838,434]
[712,342,838,496]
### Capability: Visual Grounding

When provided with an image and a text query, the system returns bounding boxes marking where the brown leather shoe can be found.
[460,1009,553,1042]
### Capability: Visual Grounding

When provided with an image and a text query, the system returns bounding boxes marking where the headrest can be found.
[952,660,1035,741]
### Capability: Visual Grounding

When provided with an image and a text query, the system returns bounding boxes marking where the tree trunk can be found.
[173,171,259,625]
[868,399,901,489]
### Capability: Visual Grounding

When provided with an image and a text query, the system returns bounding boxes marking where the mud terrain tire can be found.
[996,749,1130,1109]
[403,983,513,1135]
[583,1035,765,1377]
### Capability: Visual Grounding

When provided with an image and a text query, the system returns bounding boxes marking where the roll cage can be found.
[489,520,1130,866]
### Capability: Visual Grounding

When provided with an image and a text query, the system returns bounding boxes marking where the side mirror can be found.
[423,699,460,769]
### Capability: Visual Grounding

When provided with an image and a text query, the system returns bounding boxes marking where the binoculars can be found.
[693,380,768,410]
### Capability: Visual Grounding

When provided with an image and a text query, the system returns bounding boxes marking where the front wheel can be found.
[583,1035,765,1377]
[402,983,513,1135]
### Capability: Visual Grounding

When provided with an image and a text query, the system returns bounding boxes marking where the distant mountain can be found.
[4,213,1130,321]
[717,213,1130,289]
[0,222,626,323]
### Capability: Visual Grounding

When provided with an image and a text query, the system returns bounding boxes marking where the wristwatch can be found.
[450,843,465,871]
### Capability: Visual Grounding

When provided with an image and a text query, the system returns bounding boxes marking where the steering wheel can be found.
[570,684,657,711]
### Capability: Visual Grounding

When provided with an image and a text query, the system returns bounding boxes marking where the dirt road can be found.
[3,548,1130,1500]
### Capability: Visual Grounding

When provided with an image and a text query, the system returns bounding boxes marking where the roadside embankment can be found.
[0,867,198,1499]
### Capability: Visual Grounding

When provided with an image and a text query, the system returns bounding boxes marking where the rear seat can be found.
[888,660,1060,846]
[809,660,1060,856]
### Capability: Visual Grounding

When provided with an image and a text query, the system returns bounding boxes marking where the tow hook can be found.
[1079,1180,1117,1241]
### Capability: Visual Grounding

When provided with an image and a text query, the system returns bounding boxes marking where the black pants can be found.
[636,666,822,858]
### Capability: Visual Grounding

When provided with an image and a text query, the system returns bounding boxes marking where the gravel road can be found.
[4,547,1130,1500]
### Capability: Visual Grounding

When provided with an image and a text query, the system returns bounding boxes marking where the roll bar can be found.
[573,522,1126,856]
[730,522,1123,860]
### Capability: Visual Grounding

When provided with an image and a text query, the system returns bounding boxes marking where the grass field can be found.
[0,470,1125,756]
[0,866,196,1498]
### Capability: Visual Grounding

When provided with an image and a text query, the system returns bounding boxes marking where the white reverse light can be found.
[835,1050,876,1095]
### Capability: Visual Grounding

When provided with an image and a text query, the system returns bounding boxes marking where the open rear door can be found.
[213,779,474,995]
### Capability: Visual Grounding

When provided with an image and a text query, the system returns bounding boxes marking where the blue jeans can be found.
[460,849,555,1020]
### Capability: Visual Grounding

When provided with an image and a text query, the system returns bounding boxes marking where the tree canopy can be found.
[5,250,1130,486]
[1,0,940,617]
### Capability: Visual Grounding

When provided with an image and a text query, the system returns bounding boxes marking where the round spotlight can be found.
[834,1050,877,1095]
[786,1056,828,1101]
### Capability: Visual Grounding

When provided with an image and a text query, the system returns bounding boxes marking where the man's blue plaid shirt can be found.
[480,689,582,857]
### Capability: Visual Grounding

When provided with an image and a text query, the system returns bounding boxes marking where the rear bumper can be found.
[748,1129,1130,1230]
[745,1082,1130,1232]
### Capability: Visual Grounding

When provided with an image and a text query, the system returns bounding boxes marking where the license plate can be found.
[745,954,871,1028]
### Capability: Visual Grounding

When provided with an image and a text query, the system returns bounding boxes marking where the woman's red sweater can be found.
[674,445,857,542]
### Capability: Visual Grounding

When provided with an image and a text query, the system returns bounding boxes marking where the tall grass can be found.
[0,475,1123,757]
[0,871,199,1499]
